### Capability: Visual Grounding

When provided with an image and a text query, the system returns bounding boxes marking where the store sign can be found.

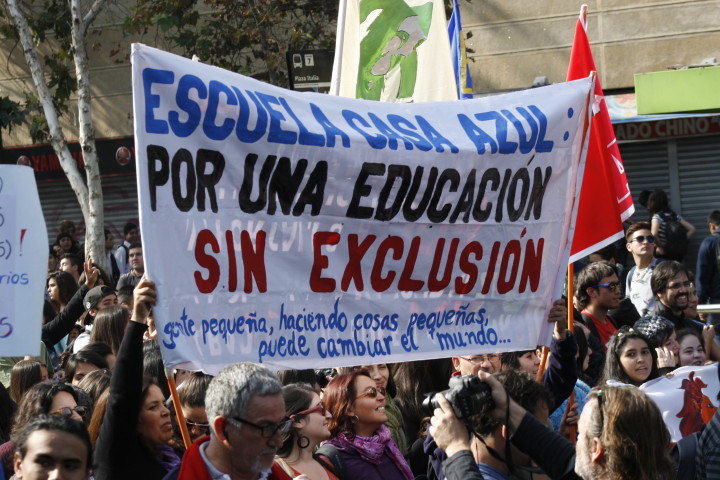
[614,115,720,141]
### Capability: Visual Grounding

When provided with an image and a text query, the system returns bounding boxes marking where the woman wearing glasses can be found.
[94,277,179,480]
[272,383,336,480]
[0,382,85,478]
[320,369,414,480]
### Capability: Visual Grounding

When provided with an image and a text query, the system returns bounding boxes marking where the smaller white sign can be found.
[0,165,48,356]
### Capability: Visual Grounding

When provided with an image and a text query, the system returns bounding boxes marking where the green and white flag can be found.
[331,0,457,102]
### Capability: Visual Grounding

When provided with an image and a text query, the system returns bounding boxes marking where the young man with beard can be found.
[625,221,662,316]
[649,260,703,335]
[430,374,674,480]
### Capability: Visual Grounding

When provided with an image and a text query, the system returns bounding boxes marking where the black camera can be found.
[422,375,495,423]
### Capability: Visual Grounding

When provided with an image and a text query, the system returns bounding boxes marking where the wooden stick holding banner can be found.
[166,367,192,449]
[567,263,577,442]
[536,347,549,382]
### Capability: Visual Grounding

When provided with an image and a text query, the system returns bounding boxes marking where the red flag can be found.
[567,5,634,262]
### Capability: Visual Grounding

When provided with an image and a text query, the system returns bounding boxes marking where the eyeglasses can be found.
[292,403,327,418]
[631,235,655,244]
[460,354,499,365]
[186,420,210,433]
[667,281,692,291]
[591,281,621,291]
[596,388,606,432]
[230,416,293,438]
[355,386,386,400]
[49,406,87,418]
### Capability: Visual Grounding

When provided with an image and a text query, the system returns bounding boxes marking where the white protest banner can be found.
[0,165,48,356]
[131,44,592,374]
[641,363,719,442]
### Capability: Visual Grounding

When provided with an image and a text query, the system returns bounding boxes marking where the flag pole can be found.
[166,367,192,449]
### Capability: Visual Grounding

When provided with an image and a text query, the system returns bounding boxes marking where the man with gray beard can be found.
[163,362,292,480]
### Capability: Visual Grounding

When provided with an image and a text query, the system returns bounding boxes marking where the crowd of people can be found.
[1,188,720,480]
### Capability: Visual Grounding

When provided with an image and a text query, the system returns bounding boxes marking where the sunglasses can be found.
[631,235,655,244]
[292,403,327,418]
[355,386,386,400]
[49,406,87,418]
[591,281,621,291]
[186,420,210,433]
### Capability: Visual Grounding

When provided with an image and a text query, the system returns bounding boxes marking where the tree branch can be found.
[82,0,107,37]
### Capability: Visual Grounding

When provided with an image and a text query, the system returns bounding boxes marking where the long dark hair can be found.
[646,189,670,215]
[9,360,42,403]
[599,327,659,386]
[90,305,129,354]
[277,383,316,457]
[47,271,79,306]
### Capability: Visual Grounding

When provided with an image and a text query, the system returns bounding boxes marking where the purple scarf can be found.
[156,443,181,472]
[330,425,413,480]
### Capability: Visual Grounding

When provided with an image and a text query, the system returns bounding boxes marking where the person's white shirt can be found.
[114,240,132,276]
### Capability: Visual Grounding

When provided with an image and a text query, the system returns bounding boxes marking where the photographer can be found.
[429,371,673,480]
[424,299,577,479]
[428,371,552,480]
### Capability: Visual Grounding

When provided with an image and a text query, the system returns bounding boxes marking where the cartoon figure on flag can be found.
[331,0,457,102]
[676,371,717,437]
[641,363,719,441]
[359,0,433,100]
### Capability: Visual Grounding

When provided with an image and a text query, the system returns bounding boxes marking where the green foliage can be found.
[0,96,24,132]
[22,93,50,144]
[123,0,338,87]
[0,0,77,141]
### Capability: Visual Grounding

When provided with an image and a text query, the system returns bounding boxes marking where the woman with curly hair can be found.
[0,382,85,478]
[320,369,413,480]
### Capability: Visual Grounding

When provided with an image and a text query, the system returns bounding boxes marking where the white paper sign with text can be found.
[0,165,48,356]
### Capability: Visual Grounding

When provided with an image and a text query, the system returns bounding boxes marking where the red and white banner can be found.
[641,364,719,442]
[567,5,634,262]
[132,45,593,374]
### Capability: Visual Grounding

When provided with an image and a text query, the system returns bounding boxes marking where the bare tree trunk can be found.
[71,0,106,268]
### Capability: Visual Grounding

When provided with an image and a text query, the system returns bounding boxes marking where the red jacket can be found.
[165,436,290,480]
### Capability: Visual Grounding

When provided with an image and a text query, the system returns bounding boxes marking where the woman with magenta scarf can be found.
[322,369,413,480]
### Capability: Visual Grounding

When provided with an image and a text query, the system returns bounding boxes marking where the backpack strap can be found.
[626,266,636,295]
[671,431,699,480]
[123,243,130,265]
[314,444,346,480]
